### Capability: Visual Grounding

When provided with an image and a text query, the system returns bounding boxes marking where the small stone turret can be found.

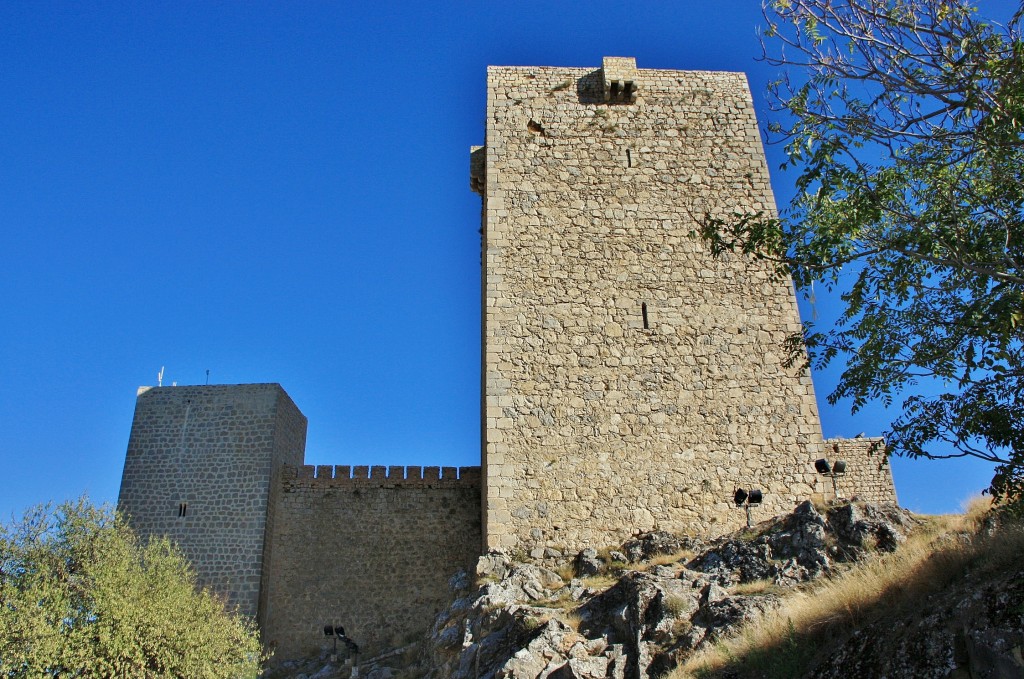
[601,55,638,103]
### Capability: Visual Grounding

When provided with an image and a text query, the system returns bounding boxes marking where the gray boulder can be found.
[574,548,603,577]
[696,592,781,633]
[547,655,611,678]
[477,551,513,581]
[449,568,471,592]
[494,618,575,678]
[608,550,628,564]
[621,531,686,563]
[826,501,914,554]
[482,564,564,606]
[582,570,700,677]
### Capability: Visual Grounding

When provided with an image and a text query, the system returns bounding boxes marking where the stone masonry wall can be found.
[263,465,481,658]
[118,384,306,617]
[822,437,898,505]
[258,390,312,629]
[477,58,828,552]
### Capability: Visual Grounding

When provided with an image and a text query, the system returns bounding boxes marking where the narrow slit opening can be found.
[626,149,632,167]
[642,303,649,329]
[178,502,187,518]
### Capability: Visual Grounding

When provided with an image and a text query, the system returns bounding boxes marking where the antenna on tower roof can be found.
[158,366,165,387]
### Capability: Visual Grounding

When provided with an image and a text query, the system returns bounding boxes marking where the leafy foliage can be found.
[701,0,1024,501]
[0,499,263,678]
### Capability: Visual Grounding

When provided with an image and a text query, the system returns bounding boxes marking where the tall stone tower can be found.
[473,57,828,552]
[117,384,306,620]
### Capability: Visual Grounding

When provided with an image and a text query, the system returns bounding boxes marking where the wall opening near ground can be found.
[263,464,482,658]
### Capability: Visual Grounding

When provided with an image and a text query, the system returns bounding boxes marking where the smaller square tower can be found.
[118,384,306,619]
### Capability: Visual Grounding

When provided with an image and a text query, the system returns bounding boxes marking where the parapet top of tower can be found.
[483,55,752,97]
[485,55,638,102]
[470,56,762,196]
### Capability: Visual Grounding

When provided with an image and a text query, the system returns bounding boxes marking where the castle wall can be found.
[113,58,901,664]
[117,384,306,616]
[478,59,827,551]
[821,437,898,505]
[263,465,481,658]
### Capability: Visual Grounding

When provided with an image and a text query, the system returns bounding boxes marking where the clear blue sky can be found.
[0,1,1007,521]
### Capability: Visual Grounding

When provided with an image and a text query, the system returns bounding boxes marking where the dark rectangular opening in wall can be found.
[177,502,187,518]
[626,149,632,168]
[642,303,649,329]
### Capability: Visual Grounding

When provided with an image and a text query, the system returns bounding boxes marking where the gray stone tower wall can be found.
[475,58,828,551]
[118,384,307,617]
[263,465,481,658]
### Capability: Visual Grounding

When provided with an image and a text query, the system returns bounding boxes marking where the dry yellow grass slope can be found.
[672,497,1022,678]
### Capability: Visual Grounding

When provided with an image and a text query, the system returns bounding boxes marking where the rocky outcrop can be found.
[620,532,694,564]
[687,500,916,587]
[422,500,915,679]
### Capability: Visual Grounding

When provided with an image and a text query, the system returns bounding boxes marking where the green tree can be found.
[701,0,1024,501]
[0,499,263,678]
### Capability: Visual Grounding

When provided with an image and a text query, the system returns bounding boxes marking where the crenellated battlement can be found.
[281,464,481,488]
[268,461,482,655]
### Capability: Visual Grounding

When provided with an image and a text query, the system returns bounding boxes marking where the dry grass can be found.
[520,615,546,633]
[645,549,695,569]
[476,573,499,587]
[595,546,625,566]
[728,579,778,596]
[961,494,994,523]
[671,497,1021,679]
[663,594,694,617]
[581,573,619,590]
[535,589,576,610]
[521,609,587,651]
[555,562,576,582]
[558,610,583,632]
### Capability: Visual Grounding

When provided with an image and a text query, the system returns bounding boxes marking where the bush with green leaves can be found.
[0,499,263,678]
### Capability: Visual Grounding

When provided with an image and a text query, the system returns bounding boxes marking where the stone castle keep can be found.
[118,58,897,658]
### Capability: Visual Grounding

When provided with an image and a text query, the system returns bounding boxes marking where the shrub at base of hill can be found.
[0,499,263,679]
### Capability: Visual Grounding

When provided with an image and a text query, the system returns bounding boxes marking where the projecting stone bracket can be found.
[601,56,638,104]
[470,145,486,195]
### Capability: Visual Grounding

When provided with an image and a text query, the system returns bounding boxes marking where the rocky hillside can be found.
[267,500,1024,679]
